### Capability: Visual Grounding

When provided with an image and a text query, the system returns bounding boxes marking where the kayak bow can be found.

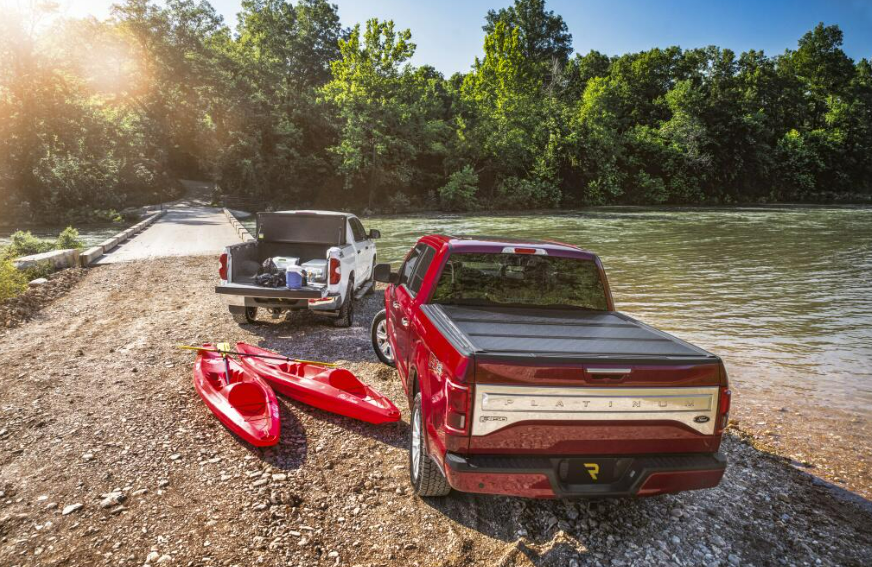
[235,342,400,425]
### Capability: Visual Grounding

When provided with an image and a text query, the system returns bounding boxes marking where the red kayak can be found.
[235,343,401,424]
[193,345,280,446]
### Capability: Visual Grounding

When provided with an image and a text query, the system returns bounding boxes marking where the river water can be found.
[0,222,133,248]
[361,206,872,422]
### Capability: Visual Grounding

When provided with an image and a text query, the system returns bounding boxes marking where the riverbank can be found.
[0,256,869,566]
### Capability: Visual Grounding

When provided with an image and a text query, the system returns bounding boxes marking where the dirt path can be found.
[1,257,871,567]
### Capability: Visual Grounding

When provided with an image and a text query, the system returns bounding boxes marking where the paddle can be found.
[177,345,340,368]
[216,342,233,386]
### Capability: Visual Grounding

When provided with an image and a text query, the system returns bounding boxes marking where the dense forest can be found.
[1,0,871,221]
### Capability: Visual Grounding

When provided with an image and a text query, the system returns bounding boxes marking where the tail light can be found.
[429,353,471,433]
[219,252,228,280]
[445,379,470,432]
[716,387,731,434]
[329,257,341,285]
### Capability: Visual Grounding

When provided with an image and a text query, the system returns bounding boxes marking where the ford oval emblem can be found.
[694,415,710,424]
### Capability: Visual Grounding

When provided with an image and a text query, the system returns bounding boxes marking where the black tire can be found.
[409,392,451,497]
[230,306,258,325]
[333,278,354,328]
[370,309,395,367]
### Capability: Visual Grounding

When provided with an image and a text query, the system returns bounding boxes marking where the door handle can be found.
[401,317,409,328]
[392,301,400,309]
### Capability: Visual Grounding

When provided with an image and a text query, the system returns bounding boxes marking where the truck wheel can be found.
[370,310,395,367]
[333,278,354,328]
[409,392,451,497]
[230,306,258,325]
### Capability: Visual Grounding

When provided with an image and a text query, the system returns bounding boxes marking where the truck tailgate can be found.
[215,282,323,299]
[421,304,727,455]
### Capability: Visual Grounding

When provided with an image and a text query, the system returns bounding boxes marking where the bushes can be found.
[55,227,84,250]
[439,166,479,211]
[3,226,84,260]
[0,259,27,302]
[4,231,54,258]
[495,176,561,209]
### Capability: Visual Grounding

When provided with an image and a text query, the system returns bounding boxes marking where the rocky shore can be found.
[0,256,870,566]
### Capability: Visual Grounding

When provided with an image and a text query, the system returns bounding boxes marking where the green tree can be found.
[483,0,572,65]
[322,18,420,208]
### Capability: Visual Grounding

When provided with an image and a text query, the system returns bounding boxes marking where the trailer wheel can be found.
[333,278,354,328]
[409,392,451,497]
[229,306,258,325]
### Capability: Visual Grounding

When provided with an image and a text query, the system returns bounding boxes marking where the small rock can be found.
[45,502,58,510]
[28,278,48,286]
[327,551,339,559]
[671,536,681,546]
[82,453,94,462]
[62,504,83,516]
[156,555,172,564]
[728,553,741,566]
[146,551,159,563]
[271,473,287,482]
[132,488,149,497]
[169,454,181,461]
[100,492,126,509]
[252,478,269,488]
[158,480,169,488]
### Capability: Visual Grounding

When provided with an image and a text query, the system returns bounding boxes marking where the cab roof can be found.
[421,234,595,257]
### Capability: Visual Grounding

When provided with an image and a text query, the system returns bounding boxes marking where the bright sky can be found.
[36,0,872,75]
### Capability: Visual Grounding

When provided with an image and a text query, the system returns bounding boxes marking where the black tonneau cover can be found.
[257,213,346,245]
[420,304,718,364]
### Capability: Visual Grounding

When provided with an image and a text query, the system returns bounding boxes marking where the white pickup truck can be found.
[216,210,379,327]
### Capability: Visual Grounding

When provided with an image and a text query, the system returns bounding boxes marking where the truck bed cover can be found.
[420,304,718,364]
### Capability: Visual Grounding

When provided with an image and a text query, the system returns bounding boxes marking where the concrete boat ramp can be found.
[96,202,242,265]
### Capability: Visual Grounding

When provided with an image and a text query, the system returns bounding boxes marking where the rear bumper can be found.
[443,452,726,499]
[216,283,340,311]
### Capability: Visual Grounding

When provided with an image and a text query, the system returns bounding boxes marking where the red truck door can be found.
[389,243,437,378]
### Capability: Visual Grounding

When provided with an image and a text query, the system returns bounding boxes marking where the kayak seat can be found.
[324,368,367,397]
[228,382,267,416]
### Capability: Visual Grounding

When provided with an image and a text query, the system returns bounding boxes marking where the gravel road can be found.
[0,256,870,567]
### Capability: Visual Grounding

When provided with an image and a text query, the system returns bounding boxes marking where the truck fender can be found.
[407,363,435,462]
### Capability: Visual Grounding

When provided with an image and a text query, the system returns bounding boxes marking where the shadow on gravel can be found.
[282,397,409,450]
[416,435,872,565]
[234,399,309,471]
[241,301,385,366]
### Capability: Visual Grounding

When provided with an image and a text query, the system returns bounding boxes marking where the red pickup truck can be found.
[371,235,730,499]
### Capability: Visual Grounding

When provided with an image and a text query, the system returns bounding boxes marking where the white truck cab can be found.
[216,210,380,327]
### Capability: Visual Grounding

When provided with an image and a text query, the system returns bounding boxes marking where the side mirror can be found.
[373,263,397,284]
[368,228,381,239]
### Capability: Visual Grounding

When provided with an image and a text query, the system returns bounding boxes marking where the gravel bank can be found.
[0,268,87,329]
[0,256,870,566]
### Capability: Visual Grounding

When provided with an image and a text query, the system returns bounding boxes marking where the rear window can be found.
[430,253,608,310]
